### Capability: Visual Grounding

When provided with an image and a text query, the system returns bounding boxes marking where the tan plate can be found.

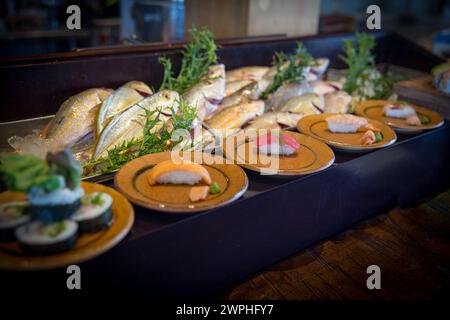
[0,182,134,271]
[114,152,248,213]
[223,131,335,176]
[355,100,444,134]
[297,114,397,152]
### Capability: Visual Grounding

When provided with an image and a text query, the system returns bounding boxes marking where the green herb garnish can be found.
[159,27,218,94]
[375,132,383,143]
[261,42,315,99]
[420,115,430,125]
[91,193,104,206]
[209,182,221,194]
[0,150,81,194]
[83,100,197,177]
[0,154,50,192]
[340,33,401,100]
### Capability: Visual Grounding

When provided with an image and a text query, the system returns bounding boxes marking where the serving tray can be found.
[0,31,448,299]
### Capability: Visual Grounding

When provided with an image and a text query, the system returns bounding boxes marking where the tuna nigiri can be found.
[256,132,300,156]
[147,160,212,186]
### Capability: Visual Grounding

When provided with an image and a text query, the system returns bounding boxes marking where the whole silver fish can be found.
[225,79,253,97]
[244,112,304,132]
[269,82,313,111]
[96,81,152,137]
[306,58,330,82]
[207,100,265,136]
[323,91,352,114]
[220,81,260,109]
[182,64,225,121]
[93,90,179,159]
[278,93,324,114]
[43,88,112,150]
[225,66,269,82]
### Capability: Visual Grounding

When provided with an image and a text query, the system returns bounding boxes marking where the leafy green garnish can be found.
[0,149,81,193]
[340,32,401,100]
[375,132,383,143]
[261,42,315,99]
[420,115,430,125]
[83,100,197,177]
[33,174,64,192]
[159,27,218,94]
[209,182,221,194]
[91,193,104,206]
[0,154,50,192]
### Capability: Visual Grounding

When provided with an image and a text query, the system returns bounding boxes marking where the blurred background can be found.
[0,0,449,58]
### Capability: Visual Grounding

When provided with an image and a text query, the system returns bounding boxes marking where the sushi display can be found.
[2,28,444,185]
[0,149,116,255]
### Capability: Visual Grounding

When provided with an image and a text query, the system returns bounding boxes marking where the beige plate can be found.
[355,100,444,134]
[223,130,335,176]
[114,152,248,213]
[0,182,134,271]
[297,114,397,152]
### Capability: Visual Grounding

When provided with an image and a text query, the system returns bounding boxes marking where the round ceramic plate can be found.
[355,100,444,134]
[0,182,134,271]
[297,114,397,152]
[223,131,335,176]
[114,152,248,213]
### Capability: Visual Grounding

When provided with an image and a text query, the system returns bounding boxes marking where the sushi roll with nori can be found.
[15,220,78,255]
[28,184,84,222]
[72,192,113,233]
[0,201,31,241]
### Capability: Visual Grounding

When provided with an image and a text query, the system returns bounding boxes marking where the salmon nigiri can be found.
[147,160,212,186]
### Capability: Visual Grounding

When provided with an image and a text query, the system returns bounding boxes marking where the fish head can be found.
[154,90,180,114]
[124,81,153,96]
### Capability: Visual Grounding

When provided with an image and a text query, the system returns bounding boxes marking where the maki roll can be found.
[0,201,31,241]
[72,192,113,233]
[28,185,84,222]
[15,220,78,255]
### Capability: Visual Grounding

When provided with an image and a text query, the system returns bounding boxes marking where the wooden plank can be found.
[222,190,450,300]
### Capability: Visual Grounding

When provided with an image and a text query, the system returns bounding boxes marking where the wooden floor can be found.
[221,190,450,300]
